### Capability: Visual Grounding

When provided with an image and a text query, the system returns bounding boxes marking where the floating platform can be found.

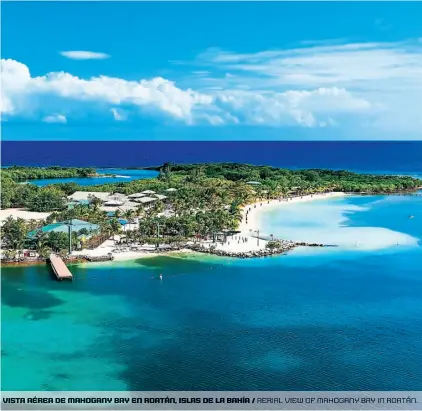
[48,254,73,281]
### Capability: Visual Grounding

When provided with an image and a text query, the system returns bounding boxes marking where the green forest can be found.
[1,163,421,212]
[3,166,96,181]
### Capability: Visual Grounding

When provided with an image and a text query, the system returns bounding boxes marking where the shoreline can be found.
[238,192,347,234]
[0,249,194,268]
[0,193,351,266]
[2,190,418,266]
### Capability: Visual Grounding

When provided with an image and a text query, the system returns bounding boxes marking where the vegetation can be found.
[1,217,29,251]
[266,240,282,250]
[1,163,421,260]
[2,163,420,212]
[1,167,96,211]
[2,166,96,182]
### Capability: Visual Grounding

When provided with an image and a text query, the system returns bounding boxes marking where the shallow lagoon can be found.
[27,168,159,187]
[259,194,421,250]
[2,194,422,391]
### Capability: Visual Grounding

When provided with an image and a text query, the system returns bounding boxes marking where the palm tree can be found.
[135,205,145,220]
[35,235,52,259]
[38,246,53,259]
[152,201,165,215]
[90,196,103,211]
[3,249,16,261]
[59,249,69,259]
[123,210,135,230]
[125,230,135,245]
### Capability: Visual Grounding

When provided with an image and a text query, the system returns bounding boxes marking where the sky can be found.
[2,1,422,141]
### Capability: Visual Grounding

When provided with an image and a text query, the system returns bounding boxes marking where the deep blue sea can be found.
[2,141,422,175]
[2,141,422,391]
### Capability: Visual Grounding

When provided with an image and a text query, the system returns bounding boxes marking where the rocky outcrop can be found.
[186,240,335,259]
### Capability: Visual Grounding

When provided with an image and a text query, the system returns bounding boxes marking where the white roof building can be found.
[135,196,157,204]
[141,190,156,195]
[108,193,127,200]
[118,202,140,211]
[154,194,167,200]
[68,191,111,202]
[128,193,146,199]
[101,201,140,213]
[103,200,125,206]
[165,188,177,192]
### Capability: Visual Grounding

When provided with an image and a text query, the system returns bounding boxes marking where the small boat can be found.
[159,273,163,281]
[409,215,415,219]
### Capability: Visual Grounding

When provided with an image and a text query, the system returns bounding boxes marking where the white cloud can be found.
[195,40,422,88]
[43,114,67,123]
[1,59,212,123]
[3,38,422,137]
[60,51,110,60]
[213,87,370,127]
[110,108,127,121]
[193,39,422,135]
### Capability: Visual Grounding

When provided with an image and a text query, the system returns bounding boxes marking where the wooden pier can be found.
[49,254,73,281]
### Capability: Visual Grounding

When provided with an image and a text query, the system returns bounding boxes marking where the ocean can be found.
[1,141,422,391]
[2,141,422,175]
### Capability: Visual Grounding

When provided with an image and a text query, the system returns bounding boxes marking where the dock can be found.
[48,254,73,281]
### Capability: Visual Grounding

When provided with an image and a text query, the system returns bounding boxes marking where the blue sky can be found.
[2,2,422,141]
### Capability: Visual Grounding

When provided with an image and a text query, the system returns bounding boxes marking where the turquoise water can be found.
[27,168,159,187]
[2,194,422,391]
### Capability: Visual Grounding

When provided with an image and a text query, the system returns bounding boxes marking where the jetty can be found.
[48,254,73,281]
[186,239,335,259]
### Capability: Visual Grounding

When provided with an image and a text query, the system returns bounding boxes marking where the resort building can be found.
[27,219,100,240]
[127,193,146,199]
[131,196,157,206]
[154,194,167,201]
[118,202,140,212]
[68,191,111,202]
[66,189,169,215]
[103,199,125,206]
[67,200,90,209]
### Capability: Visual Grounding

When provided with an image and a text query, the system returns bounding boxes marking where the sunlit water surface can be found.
[2,194,422,391]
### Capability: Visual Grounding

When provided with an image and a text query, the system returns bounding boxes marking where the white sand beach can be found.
[6,191,413,262]
[239,192,347,233]
[73,238,193,261]
[241,192,418,251]
[76,193,347,261]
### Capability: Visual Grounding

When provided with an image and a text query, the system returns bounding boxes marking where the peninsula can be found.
[1,163,421,263]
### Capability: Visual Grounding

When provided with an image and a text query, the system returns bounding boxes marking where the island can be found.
[1,163,421,263]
